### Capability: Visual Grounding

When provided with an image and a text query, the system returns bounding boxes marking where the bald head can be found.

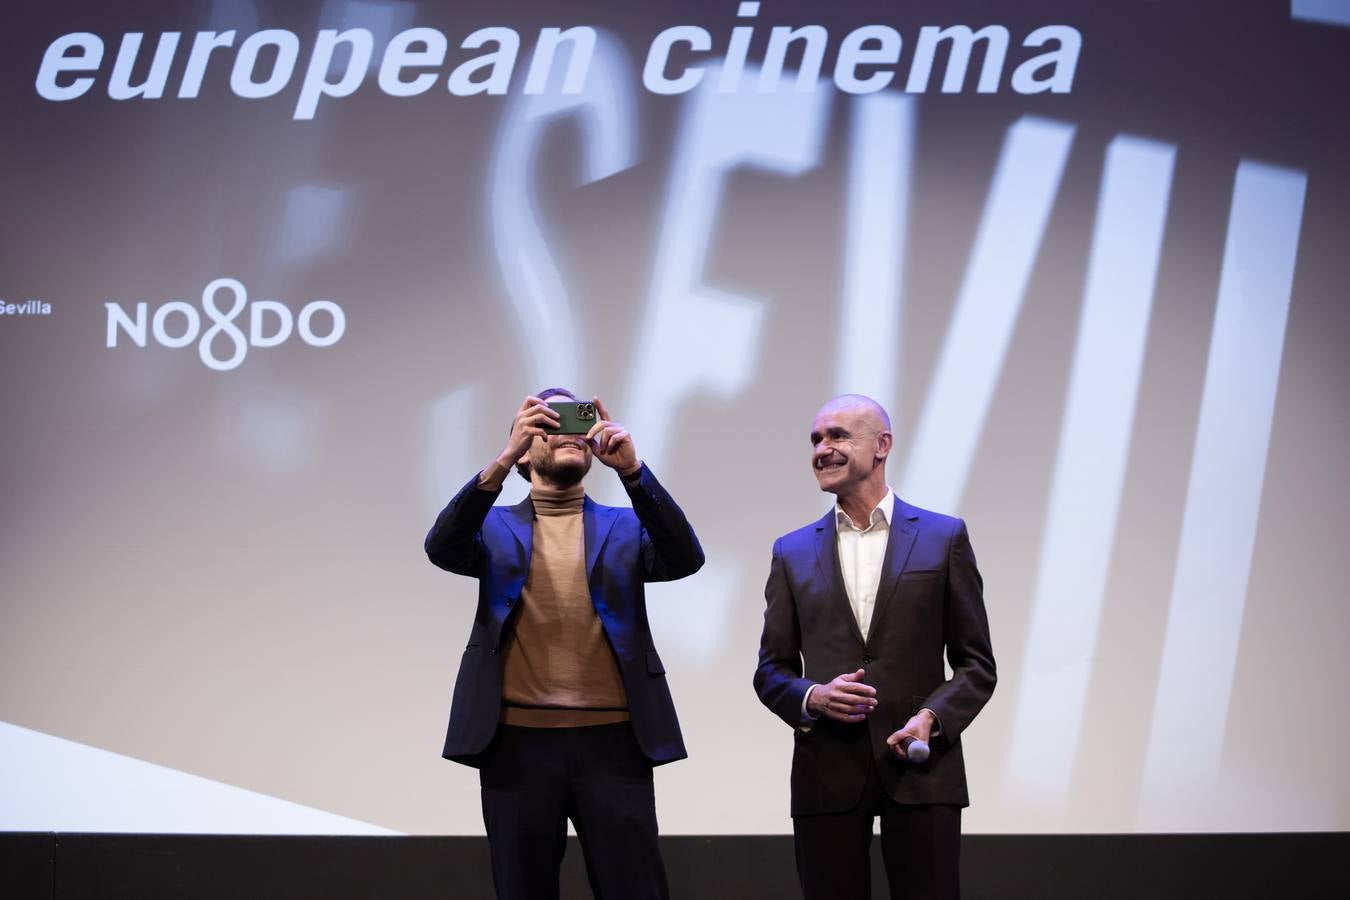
[809,394,894,501]
[817,394,891,432]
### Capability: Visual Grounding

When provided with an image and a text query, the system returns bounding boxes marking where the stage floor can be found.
[4,832,1348,899]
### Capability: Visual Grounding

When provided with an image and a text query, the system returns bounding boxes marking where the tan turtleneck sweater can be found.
[500,483,629,727]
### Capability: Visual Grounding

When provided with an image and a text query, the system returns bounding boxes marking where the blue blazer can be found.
[754,498,996,813]
[425,464,704,767]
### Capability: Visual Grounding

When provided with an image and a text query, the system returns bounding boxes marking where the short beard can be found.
[530,450,591,488]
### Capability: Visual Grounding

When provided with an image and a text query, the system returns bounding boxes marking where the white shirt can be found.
[799,488,894,725]
[800,488,943,735]
[835,488,895,640]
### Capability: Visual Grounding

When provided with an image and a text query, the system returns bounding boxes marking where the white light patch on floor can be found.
[0,721,399,834]
[1292,0,1350,28]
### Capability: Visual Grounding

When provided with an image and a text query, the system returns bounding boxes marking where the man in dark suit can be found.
[426,389,704,900]
[755,394,996,900]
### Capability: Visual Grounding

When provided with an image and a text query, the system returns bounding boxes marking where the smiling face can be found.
[809,396,892,498]
[524,397,593,488]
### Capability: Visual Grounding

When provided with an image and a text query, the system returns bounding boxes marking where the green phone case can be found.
[551,401,598,435]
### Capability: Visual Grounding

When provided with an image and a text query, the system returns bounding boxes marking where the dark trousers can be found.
[479,722,668,900]
[793,757,962,900]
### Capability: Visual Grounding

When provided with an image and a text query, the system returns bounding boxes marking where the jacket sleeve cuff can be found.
[799,684,821,732]
[477,459,511,491]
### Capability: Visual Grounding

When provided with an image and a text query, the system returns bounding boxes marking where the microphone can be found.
[897,735,930,764]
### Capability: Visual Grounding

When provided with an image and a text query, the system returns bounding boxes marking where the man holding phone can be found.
[425,388,704,900]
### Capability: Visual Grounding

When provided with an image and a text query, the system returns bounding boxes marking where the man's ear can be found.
[874,430,894,462]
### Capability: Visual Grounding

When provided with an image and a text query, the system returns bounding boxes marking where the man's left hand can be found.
[586,397,640,476]
[886,709,936,761]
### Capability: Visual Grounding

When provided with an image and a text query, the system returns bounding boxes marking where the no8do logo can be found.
[105,277,345,371]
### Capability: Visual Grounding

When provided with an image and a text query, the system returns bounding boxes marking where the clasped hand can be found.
[807,669,934,761]
[806,669,876,723]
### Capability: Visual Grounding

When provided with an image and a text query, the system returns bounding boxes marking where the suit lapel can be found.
[507,495,615,580]
[505,497,534,563]
[583,497,618,581]
[866,500,918,644]
[814,512,866,647]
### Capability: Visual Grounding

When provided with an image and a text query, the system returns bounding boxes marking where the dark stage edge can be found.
[2,832,1347,899]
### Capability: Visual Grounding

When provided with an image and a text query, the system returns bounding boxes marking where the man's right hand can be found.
[497,395,560,468]
[806,669,877,723]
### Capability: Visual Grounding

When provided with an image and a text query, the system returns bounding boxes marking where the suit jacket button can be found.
[862,655,873,664]
[489,647,498,654]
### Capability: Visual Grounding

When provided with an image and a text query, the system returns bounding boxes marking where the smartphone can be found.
[550,401,598,435]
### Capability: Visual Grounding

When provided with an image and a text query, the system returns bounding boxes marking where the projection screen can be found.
[2,0,1348,836]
